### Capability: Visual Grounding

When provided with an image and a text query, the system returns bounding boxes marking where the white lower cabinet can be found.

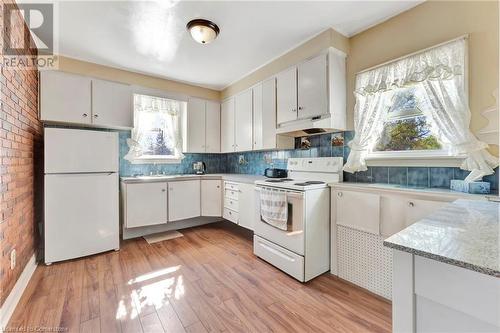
[125,182,168,228]
[238,183,255,230]
[201,179,222,217]
[168,180,201,222]
[223,181,239,224]
[222,181,255,230]
[121,178,256,232]
[331,185,477,300]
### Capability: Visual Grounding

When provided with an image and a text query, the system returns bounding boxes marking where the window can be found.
[124,94,186,164]
[345,38,497,174]
[374,87,442,152]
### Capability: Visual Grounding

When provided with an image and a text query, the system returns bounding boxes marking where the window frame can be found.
[365,86,468,168]
[128,87,188,165]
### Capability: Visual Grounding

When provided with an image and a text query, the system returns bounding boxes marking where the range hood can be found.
[276,114,345,137]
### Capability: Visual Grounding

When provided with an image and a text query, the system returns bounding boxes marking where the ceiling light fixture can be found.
[186,19,219,44]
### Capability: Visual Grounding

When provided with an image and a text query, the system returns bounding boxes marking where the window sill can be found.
[129,156,184,165]
[365,152,466,167]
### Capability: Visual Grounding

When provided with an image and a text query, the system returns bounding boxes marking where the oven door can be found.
[254,186,305,255]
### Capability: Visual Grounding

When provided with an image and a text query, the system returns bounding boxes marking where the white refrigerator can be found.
[44,128,119,264]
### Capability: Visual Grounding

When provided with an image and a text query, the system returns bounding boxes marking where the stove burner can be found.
[265,178,293,183]
[294,181,326,186]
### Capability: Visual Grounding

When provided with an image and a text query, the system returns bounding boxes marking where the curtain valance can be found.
[355,39,465,96]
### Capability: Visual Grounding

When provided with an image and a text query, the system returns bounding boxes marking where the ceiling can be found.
[48,1,423,90]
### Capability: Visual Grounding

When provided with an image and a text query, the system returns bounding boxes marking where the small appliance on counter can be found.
[193,161,206,174]
[264,168,288,178]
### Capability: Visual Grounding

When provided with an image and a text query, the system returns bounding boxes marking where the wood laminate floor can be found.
[7,222,391,333]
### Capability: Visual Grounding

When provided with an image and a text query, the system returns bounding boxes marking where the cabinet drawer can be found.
[225,188,239,200]
[224,197,239,212]
[253,235,305,282]
[225,182,240,191]
[223,208,239,224]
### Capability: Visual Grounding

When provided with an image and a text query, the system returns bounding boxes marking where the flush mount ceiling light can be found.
[186,19,220,44]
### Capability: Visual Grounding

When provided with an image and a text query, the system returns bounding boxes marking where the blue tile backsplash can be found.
[118,130,499,192]
[49,125,498,192]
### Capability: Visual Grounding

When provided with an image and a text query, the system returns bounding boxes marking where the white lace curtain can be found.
[344,38,498,178]
[124,94,184,162]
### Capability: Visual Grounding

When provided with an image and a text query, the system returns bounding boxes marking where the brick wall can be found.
[0,0,42,306]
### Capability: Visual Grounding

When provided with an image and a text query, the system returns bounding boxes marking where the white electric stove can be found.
[253,157,343,282]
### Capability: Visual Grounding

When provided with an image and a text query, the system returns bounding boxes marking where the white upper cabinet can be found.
[40,71,133,129]
[252,83,263,150]
[92,79,133,128]
[297,53,328,120]
[186,98,220,153]
[276,67,298,125]
[275,48,346,132]
[221,97,235,153]
[186,97,207,153]
[41,71,92,124]
[235,89,253,152]
[205,100,220,153]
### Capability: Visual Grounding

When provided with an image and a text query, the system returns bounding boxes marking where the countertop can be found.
[120,173,266,184]
[329,182,494,200]
[384,199,500,277]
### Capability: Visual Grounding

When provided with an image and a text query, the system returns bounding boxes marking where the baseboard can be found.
[0,254,37,329]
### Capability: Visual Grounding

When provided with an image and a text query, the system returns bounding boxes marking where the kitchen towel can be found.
[260,188,288,230]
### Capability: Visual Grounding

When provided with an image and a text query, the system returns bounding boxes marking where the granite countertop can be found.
[384,199,500,277]
[120,173,266,184]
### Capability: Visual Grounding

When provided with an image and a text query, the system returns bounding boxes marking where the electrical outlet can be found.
[10,249,16,270]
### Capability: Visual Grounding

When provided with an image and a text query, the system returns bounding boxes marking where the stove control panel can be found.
[287,157,343,173]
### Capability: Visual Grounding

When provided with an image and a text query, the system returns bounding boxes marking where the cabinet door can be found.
[92,79,132,128]
[235,89,253,152]
[125,182,167,228]
[276,67,297,125]
[335,190,380,235]
[261,77,278,150]
[186,97,206,153]
[168,180,201,221]
[201,179,222,216]
[252,83,263,150]
[405,199,448,226]
[205,100,220,153]
[238,183,256,231]
[45,173,119,263]
[40,71,92,124]
[297,53,328,120]
[221,98,235,153]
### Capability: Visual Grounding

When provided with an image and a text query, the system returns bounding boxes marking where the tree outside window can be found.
[374,87,442,152]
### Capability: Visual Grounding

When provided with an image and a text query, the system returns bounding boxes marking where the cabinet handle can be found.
[298,106,303,110]
[337,192,343,197]
[216,185,220,188]
[408,201,414,207]
[82,113,88,117]
[94,114,99,118]
[162,189,166,192]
